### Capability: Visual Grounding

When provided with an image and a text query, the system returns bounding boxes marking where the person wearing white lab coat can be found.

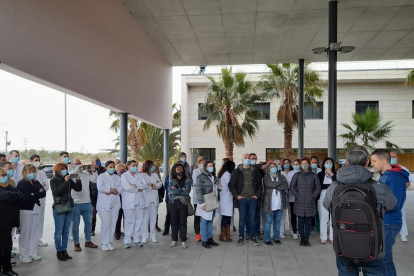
[29,154,50,247]
[196,161,221,249]
[287,159,300,239]
[280,158,292,239]
[97,161,122,251]
[192,158,205,242]
[120,160,145,248]
[9,150,24,184]
[139,160,162,243]
[218,160,235,242]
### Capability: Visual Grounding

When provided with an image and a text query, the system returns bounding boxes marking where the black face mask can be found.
[177,172,184,176]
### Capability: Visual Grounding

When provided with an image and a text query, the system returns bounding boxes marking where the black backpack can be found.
[330,179,383,263]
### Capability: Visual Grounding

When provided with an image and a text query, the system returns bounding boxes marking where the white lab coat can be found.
[121,172,139,210]
[139,173,162,241]
[219,172,233,217]
[319,175,334,241]
[35,169,49,243]
[11,163,24,184]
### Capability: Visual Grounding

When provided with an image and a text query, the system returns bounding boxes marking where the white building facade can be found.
[181,68,414,171]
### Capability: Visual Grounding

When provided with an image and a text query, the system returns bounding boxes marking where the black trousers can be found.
[289,202,298,234]
[221,215,231,227]
[168,200,188,242]
[0,228,13,272]
[193,204,201,234]
[164,202,172,232]
[115,208,124,235]
[91,195,97,232]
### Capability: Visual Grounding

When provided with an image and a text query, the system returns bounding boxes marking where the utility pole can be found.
[64,94,68,151]
[23,138,28,150]
[4,131,9,153]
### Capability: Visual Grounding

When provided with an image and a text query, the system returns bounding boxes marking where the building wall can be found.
[184,76,414,170]
[0,0,172,129]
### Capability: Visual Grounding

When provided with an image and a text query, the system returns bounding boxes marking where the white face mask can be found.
[33,162,40,168]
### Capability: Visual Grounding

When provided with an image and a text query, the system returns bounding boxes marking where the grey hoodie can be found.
[322,165,397,212]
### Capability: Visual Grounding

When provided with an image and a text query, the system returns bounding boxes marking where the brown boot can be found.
[85,241,98,248]
[74,243,82,252]
[219,226,227,242]
[226,225,233,242]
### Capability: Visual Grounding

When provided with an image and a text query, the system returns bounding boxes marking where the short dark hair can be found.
[310,155,319,166]
[0,161,11,167]
[126,160,137,169]
[250,153,257,157]
[301,157,311,165]
[104,160,115,168]
[218,161,235,179]
[346,145,369,166]
[9,150,19,156]
[0,154,6,158]
[222,158,230,163]
[30,154,40,161]
[371,149,391,164]
[59,151,69,157]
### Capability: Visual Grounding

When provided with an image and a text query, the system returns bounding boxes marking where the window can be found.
[190,148,216,168]
[304,102,323,119]
[356,101,378,113]
[253,102,270,120]
[198,103,208,120]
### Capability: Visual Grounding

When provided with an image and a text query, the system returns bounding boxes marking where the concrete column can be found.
[164,129,169,178]
[298,59,305,159]
[119,113,128,164]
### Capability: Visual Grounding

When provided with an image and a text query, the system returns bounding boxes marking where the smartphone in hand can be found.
[70,174,78,179]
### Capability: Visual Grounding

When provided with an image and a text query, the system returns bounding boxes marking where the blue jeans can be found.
[336,257,384,276]
[200,211,215,242]
[264,210,282,242]
[53,208,74,251]
[298,216,312,237]
[72,203,93,244]
[238,198,257,239]
[383,224,402,276]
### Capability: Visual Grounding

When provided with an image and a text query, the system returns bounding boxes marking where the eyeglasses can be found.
[74,163,81,165]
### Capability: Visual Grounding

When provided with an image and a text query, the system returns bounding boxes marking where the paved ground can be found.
[12,191,414,276]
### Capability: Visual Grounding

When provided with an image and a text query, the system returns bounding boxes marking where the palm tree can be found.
[258,63,324,160]
[405,68,414,86]
[340,108,400,153]
[109,111,147,160]
[200,67,264,160]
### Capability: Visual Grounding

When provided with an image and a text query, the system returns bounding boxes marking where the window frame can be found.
[304,101,323,120]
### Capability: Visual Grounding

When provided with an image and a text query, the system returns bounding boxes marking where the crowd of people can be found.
[0,146,411,276]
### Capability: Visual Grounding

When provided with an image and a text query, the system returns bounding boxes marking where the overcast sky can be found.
[0,66,196,153]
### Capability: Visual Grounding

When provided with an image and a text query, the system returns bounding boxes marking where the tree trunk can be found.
[128,119,139,160]
[225,142,234,161]
[283,120,293,160]
[224,107,234,161]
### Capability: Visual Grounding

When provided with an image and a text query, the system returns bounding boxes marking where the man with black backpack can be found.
[323,146,397,276]
[371,149,409,276]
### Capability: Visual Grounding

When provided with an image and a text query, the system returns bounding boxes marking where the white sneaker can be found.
[125,243,131,249]
[101,245,110,252]
[170,241,177,248]
[401,235,408,242]
[20,256,32,263]
[151,238,158,243]
[141,239,148,244]
[69,236,73,241]
[107,244,115,251]
[12,246,16,250]
[181,242,187,249]
[37,241,48,247]
[292,234,299,239]
[30,255,42,261]
[279,233,286,239]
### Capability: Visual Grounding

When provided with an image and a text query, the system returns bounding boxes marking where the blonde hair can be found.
[115,163,126,170]
[22,164,37,181]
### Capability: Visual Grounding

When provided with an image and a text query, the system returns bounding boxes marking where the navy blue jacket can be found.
[380,165,409,226]
[16,179,46,211]
[164,174,170,203]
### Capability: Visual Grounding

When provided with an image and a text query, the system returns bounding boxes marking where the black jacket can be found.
[16,179,46,211]
[290,170,321,217]
[0,184,25,230]
[88,167,106,198]
[50,174,82,209]
[229,164,263,208]
[317,171,337,190]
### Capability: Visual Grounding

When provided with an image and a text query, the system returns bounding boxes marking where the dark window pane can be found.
[198,103,208,120]
[253,102,270,120]
[304,102,323,119]
[355,101,378,113]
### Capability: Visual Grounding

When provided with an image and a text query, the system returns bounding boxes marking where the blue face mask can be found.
[270,167,278,174]
[250,160,257,165]
[61,170,68,176]
[27,173,36,180]
[390,158,397,165]
[151,166,156,172]
[131,166,138,173]
[63,157,69,164]
[208,167,214,173]
[301,165,309,171]
[182,158,187,164]
[12,157,20,163]
[0,176,8,184]
[7,170,14,178]
[325,163,333,170]
[277,165,282,170]
[108,168,115,175]
[96,160,102,167]
[284,164,290,170]
[311,164,318,170]
[293,165,300,171]
[199,164,204,170]
[243,159,250,166]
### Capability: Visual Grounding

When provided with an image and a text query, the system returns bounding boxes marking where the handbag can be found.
[203,191,219,212]
[187,200,195,216]
[55,182,72,215]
